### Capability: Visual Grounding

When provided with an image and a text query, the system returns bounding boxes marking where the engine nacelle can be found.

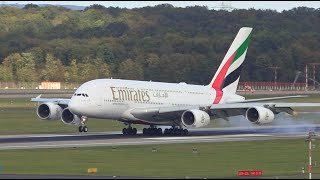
[61,108,81,125]
[181,109,210,128]
[37,102,63,120]
[246,106,275,124]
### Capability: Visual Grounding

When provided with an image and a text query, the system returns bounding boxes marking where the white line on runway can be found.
[0,135,276,150]
[145,134,272,140]
[0,132,121,139]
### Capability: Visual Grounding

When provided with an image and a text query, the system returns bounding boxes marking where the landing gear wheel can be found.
[133,128,137,135]
[126,128,131,135]
[122,128,127,135]
[183,129,188,136]
[122,125,138,135]
[79,126,88,132]
[164,129,168,135]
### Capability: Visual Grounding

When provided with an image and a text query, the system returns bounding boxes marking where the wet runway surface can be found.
[0,125,319,150]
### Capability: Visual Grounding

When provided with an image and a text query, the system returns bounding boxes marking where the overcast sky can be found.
[3,1,320,11]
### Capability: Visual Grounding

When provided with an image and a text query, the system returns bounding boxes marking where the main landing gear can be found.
[122,124,137,135]
[78,116,88,133]
[163,127,188,136]
[142,126,189,136]
[142,126,163,136]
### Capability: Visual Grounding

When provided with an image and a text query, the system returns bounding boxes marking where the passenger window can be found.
[77,94,81,96]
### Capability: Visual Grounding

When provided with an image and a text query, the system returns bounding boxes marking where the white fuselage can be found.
[68,79,245,123]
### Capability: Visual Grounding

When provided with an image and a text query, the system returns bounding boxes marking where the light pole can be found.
[305,131,316,179]
[307,63,320,90]
[269,66,280,90]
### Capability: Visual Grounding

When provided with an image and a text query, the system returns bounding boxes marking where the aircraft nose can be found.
[68,97,79,114]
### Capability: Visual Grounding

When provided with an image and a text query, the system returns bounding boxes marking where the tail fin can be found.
[208,27,252,94]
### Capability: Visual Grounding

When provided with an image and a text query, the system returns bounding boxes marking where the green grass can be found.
[0,110,135,134]
[0,139,320,178]
[0,98,36,109]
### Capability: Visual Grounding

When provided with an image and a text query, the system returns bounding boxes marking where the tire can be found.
[164,129,168,135]
[128,128,133,135]
[133,128,137,135]
[183,129,188,136]
[79,126,83,132]
[122,128,127,135]
[83,126,88,132]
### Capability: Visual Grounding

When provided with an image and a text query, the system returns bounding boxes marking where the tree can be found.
[143,53,161,81]
[41,53,65,81]
[2,53,21,79]
[1,6,320,83]
[84,4,106,11]
[1,52,38,82]
[96,44,115,64]
[68,59,79,82]
[23,3,39,9]
[77,62,97,83]
[72,57,111,82]
[15,53,39,82]
[106,22,130,37]
[118,59,144,80]
[99,63,112,78]
[0,65,13,81]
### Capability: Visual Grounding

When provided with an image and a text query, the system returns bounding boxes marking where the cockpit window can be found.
[75,93,89,97]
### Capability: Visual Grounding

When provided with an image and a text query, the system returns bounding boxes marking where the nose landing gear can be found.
[78,116,88,132]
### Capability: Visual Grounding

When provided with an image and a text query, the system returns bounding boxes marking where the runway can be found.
[0,125,319,150]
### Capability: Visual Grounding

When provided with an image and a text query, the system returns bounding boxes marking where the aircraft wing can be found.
[129,102,320,122]
[227,95,308,103]
[30,95,70,105]
[210,102,320,109]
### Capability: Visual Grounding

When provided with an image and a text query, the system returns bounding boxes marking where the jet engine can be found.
[246,106,275,124]
[181,109,210,128]
[36,102,63,120]
[61,108,81,125]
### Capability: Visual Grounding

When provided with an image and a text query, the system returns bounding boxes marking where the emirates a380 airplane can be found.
[31,27,320,136]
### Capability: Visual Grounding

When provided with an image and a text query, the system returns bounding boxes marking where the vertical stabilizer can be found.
[208,27,253,94]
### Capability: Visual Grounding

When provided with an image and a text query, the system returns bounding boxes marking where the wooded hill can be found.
[0,4,319,84]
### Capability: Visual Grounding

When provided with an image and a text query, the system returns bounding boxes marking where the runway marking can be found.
[0,132,124,140]
[0,135,276,150]
[145,134,272,140]
[0,124,316,150]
